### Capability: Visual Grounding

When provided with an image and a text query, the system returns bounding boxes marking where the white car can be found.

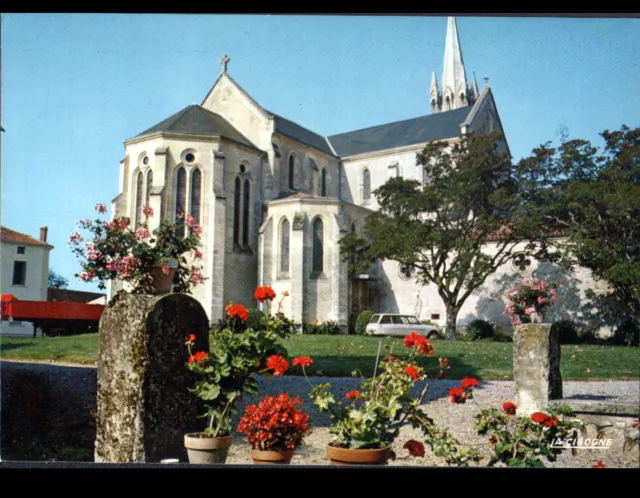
[365,313,442,339]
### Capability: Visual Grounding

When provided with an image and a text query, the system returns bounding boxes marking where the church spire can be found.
[441,17,469,111]
[472,72,479,100]
[430,70,440,114]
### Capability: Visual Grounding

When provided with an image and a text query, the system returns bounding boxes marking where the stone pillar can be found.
[210,149,227,324]
[95,293,209,463]
[513,323,562,415]
[290,212,306,327]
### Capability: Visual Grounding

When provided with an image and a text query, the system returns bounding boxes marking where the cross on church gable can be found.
[221,54,231,73]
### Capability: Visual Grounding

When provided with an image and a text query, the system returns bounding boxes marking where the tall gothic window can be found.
[321,168,327,197]
[242,179,250,247]
[190,169,202,226]
[363,169,371,201]
[175,167,186,238]
[288,155,295,190]
[280,218,290,274]
[233,177,241,247]
[312,217,324,274]
[145,170,153,209]
[134,171,143,229]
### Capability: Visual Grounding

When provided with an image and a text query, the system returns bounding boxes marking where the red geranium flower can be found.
[461,377,479,389]
[346,390,360,400]
[254,286,277,303]
[227,304,249,321]
[266,355,289,376]
[404,365,420,381]
[403,440,425,458]
[292,356,314,368]
[531,412,550,424]
[449,386,466,404]
[593,460,605,468]
[188,351,208,365]
[403,332,434,356]
[543,416,560,428]
[502,401,517,415]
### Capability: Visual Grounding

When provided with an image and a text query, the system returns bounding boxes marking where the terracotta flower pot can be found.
[184,433,232,464]
[250,448,295,465]
[326,445,391,466]
[147,263,177,294]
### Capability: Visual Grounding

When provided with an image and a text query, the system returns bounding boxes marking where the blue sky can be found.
[2,14,639,293]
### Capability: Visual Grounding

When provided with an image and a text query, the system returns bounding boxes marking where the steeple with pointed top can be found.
[429,70,440,114]
[472,72,480,100]
[430,17,477,114]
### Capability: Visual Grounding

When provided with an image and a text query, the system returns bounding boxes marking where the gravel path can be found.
[2,360,638,467]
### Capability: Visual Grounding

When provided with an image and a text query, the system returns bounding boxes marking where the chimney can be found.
[40,226,48,243]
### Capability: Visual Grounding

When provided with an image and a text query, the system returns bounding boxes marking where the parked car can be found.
[365,313,443,339]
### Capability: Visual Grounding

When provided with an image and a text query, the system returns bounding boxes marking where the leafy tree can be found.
[340,132,543,340]
[48,270,69,289]
[515,125,640,329]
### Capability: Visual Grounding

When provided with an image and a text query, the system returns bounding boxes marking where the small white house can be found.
[0,226,53,336]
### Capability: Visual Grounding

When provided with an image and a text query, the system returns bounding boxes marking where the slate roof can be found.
[1,227,51,247]
[327,106,472,158]
[267,112,336,157]
[134,105,261,151]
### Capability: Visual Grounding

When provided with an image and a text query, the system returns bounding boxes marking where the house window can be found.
[145,170,153,207]
[288,155,295,190]
[190,169,202,226]
[363,169,371,201]
[12,261,27,285]
[242,179,250,247]
[321,168,327,197]
[312,217,324,274]
[431,313,440,320]
[134,171,143,229]
[17,246,25,254]
[280,218,290,274]
[233,177,241,247]
[175,167,186,238]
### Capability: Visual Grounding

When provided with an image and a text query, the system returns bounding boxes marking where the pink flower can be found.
[185,215,196,227]
[85,243,103,261]
[523,307,536,315]
[193,248,203,260]
[95,203,107,214]
[191,225,202,237]
[161,264,170,275]
[190,270,205,284]
[537,296,546,304]
[78,270,95,282]
[69,232,83,245]
[135,228,150,240]
[143,205,154,217]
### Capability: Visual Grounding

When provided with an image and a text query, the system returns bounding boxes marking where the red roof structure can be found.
[1,226,53,248]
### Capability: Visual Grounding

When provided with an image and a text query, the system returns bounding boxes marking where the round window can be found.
[239,164,246,173]
[142,156,149,165]
[511,253,532,273]
[185,153,195,163]
[397,263,415,281]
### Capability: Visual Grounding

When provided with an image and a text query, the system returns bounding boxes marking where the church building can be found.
[111,17,597,333]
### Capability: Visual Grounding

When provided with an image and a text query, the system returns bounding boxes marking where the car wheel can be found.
[427,331,439,340]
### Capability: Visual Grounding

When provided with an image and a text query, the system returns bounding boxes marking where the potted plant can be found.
[296,332,479,466]
[503,278,558,326]
[69,203,205,294]
[237,392,311,465]
[183,287,297,464]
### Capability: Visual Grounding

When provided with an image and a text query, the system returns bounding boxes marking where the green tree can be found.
[515,125,640,328]
[340,132,543,340]
[48,269,69,289]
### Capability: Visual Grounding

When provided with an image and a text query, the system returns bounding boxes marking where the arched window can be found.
[487,112,495,132]
[460,93,465,105]
[233,177,241,247]
[288,155,295,190]
[445,95,451,110]
[431,99,436,113]
[145,170,153,209]
[363,169,371,202]
[134,171,143,229]
[312,217,324,274]
[280,218,290,274]
[190,169,202,226]
[242,179,250,247]
[175,167,186,238]
[321,168,327,197]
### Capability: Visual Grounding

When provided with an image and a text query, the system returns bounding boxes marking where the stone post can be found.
[94,293,209,463]
[513,323,563,415]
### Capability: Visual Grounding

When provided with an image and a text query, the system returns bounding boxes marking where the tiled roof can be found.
[1,227,51,247]
[327,107,471,158]
[268,112,337,157]
[273,192,329,201]
[134,105,261,151]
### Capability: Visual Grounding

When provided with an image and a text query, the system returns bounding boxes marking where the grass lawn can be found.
[1,333,639,380]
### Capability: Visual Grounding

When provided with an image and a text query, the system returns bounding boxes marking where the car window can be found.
[405,316,420,324]
[369,314,381,324]
[380,315,392,324]
[391,316,404,324]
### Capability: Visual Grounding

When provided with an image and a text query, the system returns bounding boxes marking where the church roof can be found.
[268,112,337,157]
[134,105,261,151]
[327,106,472,158]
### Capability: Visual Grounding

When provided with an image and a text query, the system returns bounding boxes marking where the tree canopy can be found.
[48,269,69,289]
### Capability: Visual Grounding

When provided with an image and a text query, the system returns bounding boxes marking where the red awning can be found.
[0,294,104,322]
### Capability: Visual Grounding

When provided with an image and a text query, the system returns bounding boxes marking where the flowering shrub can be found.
[70,203,205,293]
[296,332,479,465]
[473,402,582,467]
[503,278,558,327]
[185,287,297,437]
[237,393,311,451]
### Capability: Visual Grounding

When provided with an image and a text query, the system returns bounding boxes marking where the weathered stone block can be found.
[94,293,209,463]
[513,323,562,415]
